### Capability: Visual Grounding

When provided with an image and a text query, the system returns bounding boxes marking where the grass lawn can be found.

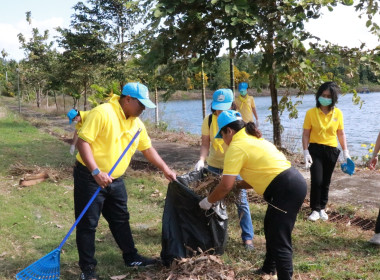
[0,105,379,280]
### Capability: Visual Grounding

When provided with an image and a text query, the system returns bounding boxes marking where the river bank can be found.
[165,84,380,101]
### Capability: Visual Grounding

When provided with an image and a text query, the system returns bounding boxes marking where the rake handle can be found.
[57,128,142,250]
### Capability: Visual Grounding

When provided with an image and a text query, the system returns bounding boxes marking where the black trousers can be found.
[308,143,340,211]
[73,162,137,270]
[261,167,307,280]
[375,209,380,234]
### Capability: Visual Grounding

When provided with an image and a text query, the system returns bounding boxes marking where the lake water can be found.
[141,92,380,158]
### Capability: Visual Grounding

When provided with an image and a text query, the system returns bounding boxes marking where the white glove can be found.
[199,197,213,210]
[303,150,313,169]
[194,160,205,171]
[69,145,75,155]
[343,150,351,161]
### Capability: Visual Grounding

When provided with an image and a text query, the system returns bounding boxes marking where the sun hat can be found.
[67,109,79,124]
[215,110,243,138]
[121,82,156,109]
[211,89,233,111]
[341,158,355,176]
[238,82,248,92]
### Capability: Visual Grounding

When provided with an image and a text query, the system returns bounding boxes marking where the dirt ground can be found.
[3,100,380,209]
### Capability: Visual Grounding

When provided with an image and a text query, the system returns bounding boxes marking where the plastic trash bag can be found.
[160,169,228,266]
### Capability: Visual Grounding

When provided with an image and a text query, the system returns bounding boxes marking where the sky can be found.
[0,0,379,61]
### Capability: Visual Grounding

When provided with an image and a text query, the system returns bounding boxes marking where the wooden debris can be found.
[133,249,235,280]
[188,172,241,207]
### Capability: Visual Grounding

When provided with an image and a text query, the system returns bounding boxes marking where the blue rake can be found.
[16,128,142,280]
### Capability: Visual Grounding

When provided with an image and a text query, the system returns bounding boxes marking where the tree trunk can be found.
[37,86,41,108]
[155,86,159,127]
[229,39,235,97]
[269,72,281,147]
[267,3,282,148]
[54,91,58,111]
[201,60,206,119]
[84,81,87,111]
[63,93,66,112]
[46,92,49,108]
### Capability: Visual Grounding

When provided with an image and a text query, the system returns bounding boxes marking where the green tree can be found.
[57,2,111,110]
[18,11,54,108]
[148,0,373,147]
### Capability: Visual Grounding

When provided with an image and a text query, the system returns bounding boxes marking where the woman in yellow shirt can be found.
[194,89,254,250]
[199,110,307,280]
[235,82,259,125]
[302,82,350,222]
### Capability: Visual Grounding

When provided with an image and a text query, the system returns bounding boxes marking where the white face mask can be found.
[73,121,78,124]
[240,90,247,96]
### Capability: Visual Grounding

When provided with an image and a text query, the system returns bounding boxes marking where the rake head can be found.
[16,248,61,280]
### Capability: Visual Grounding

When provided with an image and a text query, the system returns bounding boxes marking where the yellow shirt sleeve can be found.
[223,145,247,176]
[337,109,344,130]
[78,109,105,144]
[201,115,211,136]
[250,96,256,108]
[303,109,312,130]
[136,120,152,151]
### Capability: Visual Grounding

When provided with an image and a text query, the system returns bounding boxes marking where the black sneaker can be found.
[253,268,277,279]
[125,254,157,267]
[79,265,99,280]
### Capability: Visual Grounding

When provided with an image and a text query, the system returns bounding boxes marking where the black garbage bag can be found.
[160,169,228,266]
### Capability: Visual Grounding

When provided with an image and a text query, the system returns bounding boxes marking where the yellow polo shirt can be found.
[201,114,228,169]
[223,129,291,195]
[75,111,90,131]
[235,95,256,122]
[303,107,344,147]
[76,95,152,178]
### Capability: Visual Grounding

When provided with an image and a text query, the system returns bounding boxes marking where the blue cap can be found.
[121,82,156,109]
[215,110,243,138]
[238,82,248,91]
[341,158,355,176]
[67,109,79,124]
[212,89,233,111]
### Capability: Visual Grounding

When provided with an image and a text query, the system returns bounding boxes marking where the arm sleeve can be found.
[303,110,312,130]
[137,121,152,151]
[201,115,210,136]
[78,110,104,144]
[250,96,256,108]
[337,109,344,130]
[223,145,247,176]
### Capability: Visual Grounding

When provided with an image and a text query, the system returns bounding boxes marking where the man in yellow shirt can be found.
[235,82,259,126]
[74,82,176,280]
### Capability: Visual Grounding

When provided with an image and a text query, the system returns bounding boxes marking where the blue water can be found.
[141,92,380,157]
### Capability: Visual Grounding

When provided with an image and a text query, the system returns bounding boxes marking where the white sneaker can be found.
[369,233,380,245]
[320,210,328,221]
[308,210,320,221]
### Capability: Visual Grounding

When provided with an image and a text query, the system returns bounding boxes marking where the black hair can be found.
[316,81,340,109]
[220,120,262,138]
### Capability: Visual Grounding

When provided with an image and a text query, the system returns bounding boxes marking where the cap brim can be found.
[139,98,156,109]
[215,129,223,139]
[212,102,232,111]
